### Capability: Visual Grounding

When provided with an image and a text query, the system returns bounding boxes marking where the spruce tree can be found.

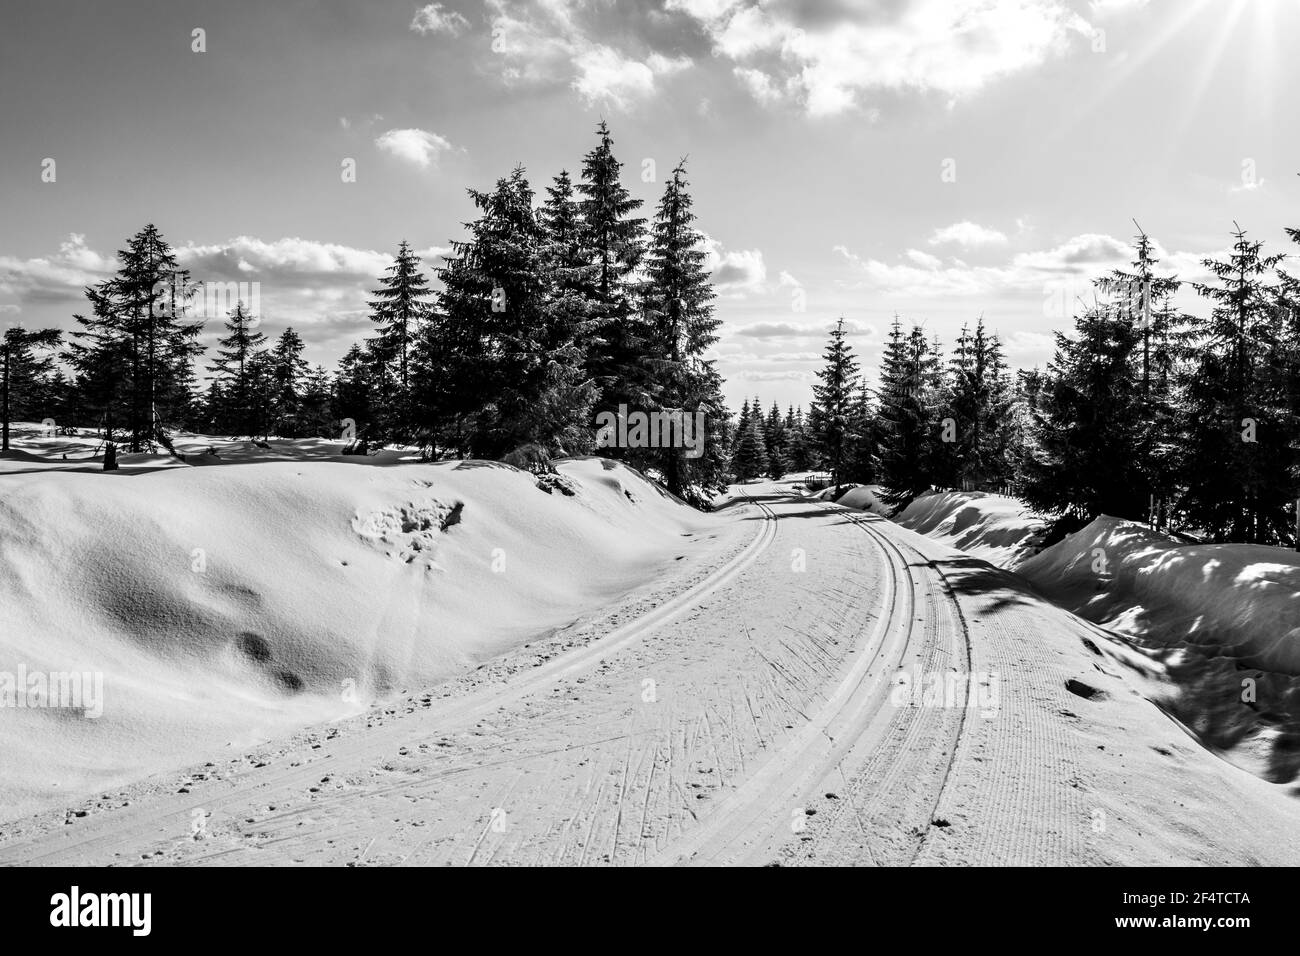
[1181,225,1293,543]
[810,318,861,486]
[208,301,268,438]
[1022,304,1147,522]
[641,160,727,497]
[1,326,62,452]
[368,241,433,443]
[271,328,309,437]
[731,397,751,475]
[1098,227,1190,523]
[534,168,603,459]
[764,400,788,478]
[335,344,375,444]
[578,121,649,414]
[785,405,814,473]
[732,404,768,482]
[67,224,203,450]
[940,317,1013,490]
[876,319,941,504]
[844,382,876,484]
[297,365,336,438]
[434,166,593,459]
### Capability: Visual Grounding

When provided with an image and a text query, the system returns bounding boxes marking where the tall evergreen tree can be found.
[939,317,1013,490]
[533,168,603,458]
[844,382,876,484]
[208,301,267,438]
[876,319,941,503]
[732,401,768,482]
[368,241,433,443]
[640,160,728,498]
[335,343,375,444]
[763,401,788,479]
[271,327,309,437]
[1180,225,1294,543]
[578,121,649,413]
[810,318,861,486]
[1022,303,1147,522]
[1098,227,1191,524]
[67,224,203,450]
[731,397,751,475]
[1,326,62,452]
[434,166,594,459]
[785,405,814,473]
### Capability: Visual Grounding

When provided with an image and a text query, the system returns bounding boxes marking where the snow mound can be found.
[831,484,890,515]
[1020,517,1300,674]
[893,491,1047,569]
[0,448,713,819]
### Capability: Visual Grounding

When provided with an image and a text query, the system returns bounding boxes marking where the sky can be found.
[1,0,1297,412]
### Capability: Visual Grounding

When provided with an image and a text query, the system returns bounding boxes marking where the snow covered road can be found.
[3,482,1299,866]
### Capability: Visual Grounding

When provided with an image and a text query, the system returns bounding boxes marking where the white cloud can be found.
[673,0,1094,116]
[834,232,1143,298]
[733,67,785,106]
[487,0,691,107]
[572,46,691,109]
[929,221,1009,247]
[374,128,454,169]
[734,318,875,340]
[706,241,767,296]
[0,233,116,304]
[1012,232,1131,271]
[1088,0,1149,19]
[176,236,394,282]
[411,3,470,36]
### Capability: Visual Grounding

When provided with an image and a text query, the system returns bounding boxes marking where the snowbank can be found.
[832,484,890,515]
[1019,517,1300,674]
[0,438,715,818]
[893,491,1047,569]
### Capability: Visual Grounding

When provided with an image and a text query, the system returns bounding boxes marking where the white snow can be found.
[0,426,718,820]
[1019,516,1300,675]
[890,491,1047,568]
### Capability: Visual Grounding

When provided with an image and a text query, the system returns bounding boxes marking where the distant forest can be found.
[2,127,1298,542]
[741,223,1300,547]
[0,122,728,505]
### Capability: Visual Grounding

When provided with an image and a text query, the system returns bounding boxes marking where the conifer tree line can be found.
[757,223,1300,547]
[0,123,730,505]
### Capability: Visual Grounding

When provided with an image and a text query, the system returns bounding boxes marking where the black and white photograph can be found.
[0,0,1296,920]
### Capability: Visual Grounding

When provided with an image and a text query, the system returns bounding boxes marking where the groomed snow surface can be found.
[834,485,1300,784]
[0,424,718,820]
[4,425,1300,862]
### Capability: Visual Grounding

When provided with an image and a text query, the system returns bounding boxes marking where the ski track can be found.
[0,488,1089,866]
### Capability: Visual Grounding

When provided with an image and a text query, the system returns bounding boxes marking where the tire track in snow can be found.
[0,497,780,866]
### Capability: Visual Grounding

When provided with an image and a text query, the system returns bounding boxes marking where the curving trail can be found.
[4,481,1294,867]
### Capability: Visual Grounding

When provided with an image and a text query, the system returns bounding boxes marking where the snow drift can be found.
[0,442,715,819]
[892,491,1047,569]
[1019,517,1300,675]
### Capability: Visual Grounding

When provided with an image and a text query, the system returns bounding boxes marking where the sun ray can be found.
[1041,0,1213,148]
[1160,0,1251,163]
